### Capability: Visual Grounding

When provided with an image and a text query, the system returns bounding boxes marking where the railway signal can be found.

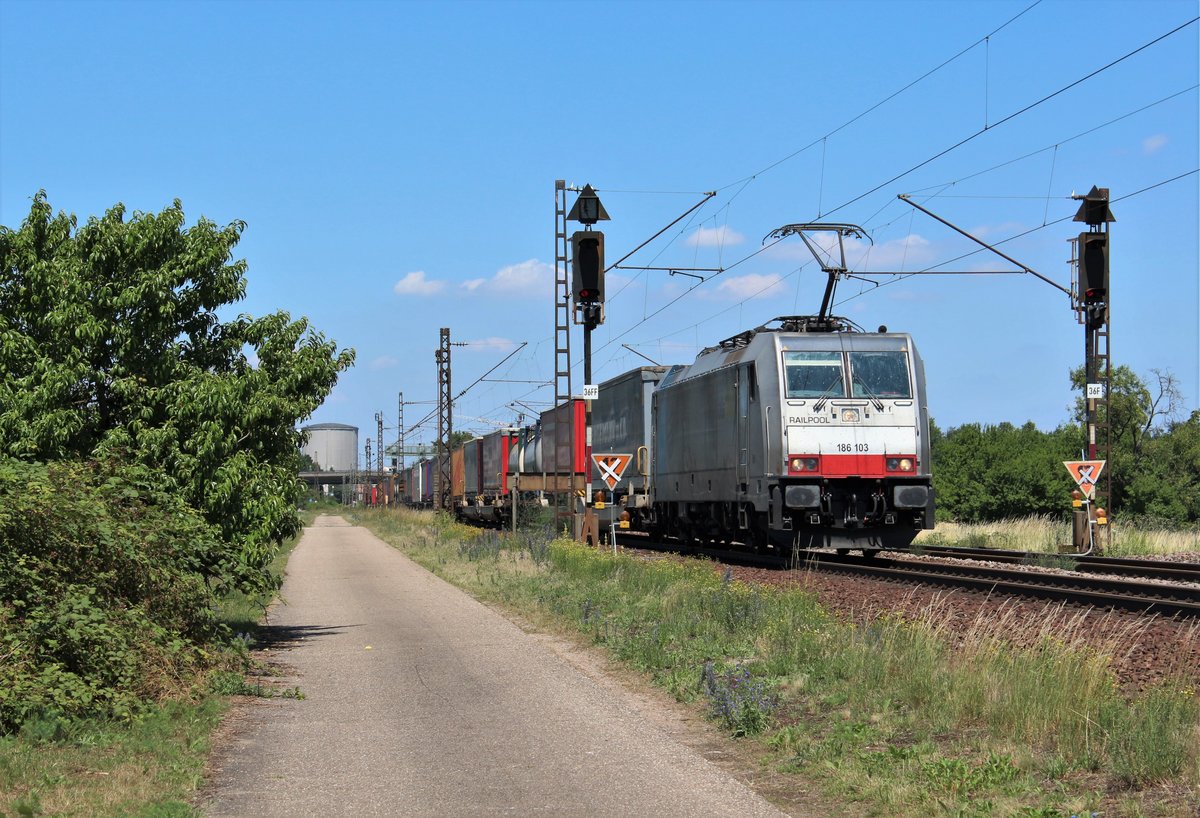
[564,183,612,544]
[571,230,605,309]
[1071,186,1115,522]
[898,187,1117,534]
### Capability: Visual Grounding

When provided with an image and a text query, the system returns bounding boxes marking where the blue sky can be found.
[2,0,1197,461]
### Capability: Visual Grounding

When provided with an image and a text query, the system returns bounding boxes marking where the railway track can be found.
[797,551,1200,618]
[615,533,1200,618]
[912,544,1200,584]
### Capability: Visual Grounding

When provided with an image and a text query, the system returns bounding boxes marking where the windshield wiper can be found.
[853,374,885,412]
[812,378,843,412]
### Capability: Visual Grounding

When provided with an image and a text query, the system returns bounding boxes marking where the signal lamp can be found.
[1078,232,1108,304]
[571,231,605,305]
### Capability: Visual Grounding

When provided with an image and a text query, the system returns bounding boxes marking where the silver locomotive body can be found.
[648,318,933,551]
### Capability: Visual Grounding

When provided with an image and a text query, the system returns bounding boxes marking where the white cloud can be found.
[970,221,1026,240]
[708,273,787,300]
[393,270,445,296]
[765,231,936,273]
[462,337,519,352]
[460,258,552,297]
[369,355,399,371]
[849,234,935,272]
[1142,134,1168,154]
[687,225,745,248]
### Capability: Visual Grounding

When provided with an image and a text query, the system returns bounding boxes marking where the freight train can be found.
[402,315,934,554]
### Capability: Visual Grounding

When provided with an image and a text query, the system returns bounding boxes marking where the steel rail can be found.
[615,534,1200,618]
[795,552,1200,618]
[914,545,1200,583]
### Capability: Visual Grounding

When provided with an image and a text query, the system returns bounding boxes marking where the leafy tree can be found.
[1069,365,1195,521]
[932,421,1079,522]
[449,430,477,448]
[0,192,354,593]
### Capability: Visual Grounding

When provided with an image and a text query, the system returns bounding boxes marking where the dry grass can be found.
[918,514,1200,557]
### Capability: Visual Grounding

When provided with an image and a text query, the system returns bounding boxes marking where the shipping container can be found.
[591,366,668,498]
[420,459,435,505]
[451,447,466,499]
[464,438,483,495]
[480,429,513,493]
[539,399,587,475]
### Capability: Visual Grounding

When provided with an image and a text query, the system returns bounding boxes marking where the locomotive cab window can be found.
[848,351,911,399]
[783,351,845,399]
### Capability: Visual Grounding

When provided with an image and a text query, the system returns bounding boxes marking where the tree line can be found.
[932,366,1199,525]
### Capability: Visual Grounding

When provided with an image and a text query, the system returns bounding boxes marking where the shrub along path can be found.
[202,516,793,817]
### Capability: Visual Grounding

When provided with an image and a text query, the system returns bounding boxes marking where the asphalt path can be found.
[203,515,790,817]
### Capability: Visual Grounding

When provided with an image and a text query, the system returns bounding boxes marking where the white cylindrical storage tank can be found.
[301,423,358,471]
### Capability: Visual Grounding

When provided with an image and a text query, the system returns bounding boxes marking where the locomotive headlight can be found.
[840,408,860,422]
[789,457,820,473]
[886,457,915,472]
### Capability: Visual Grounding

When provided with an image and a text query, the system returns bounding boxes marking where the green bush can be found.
[0,458,224,732]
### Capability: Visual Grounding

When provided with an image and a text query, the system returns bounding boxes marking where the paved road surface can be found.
[204,516,789,817]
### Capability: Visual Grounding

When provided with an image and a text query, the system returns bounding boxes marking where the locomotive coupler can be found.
[844,493,860,527]
[869,490,885,522]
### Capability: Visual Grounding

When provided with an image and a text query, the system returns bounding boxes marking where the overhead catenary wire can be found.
[411,16,1197,433]
[714,0,1046,193]
[535,3,1125,385]
[832,168,1200,307]
[816,15,1199,222]
[593,166,1196,379]
[595,18,1197,360]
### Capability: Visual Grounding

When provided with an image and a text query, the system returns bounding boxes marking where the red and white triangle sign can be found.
[593,453,632,491]
[1063,460,1105,499]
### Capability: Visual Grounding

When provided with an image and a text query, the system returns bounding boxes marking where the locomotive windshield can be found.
[783,351,845,398]
[848,351,911,398]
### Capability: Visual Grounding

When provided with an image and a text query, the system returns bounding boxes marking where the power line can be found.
[818,16,1199,222]
[904,84,1198,196]
[598,2,1051,322]
[716,0,1046,193]
[833,168,1200,306]
[592,168,1196,377]
[593,17,1196,358]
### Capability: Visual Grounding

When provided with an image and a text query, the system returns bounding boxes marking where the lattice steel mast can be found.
[435,327,452,511]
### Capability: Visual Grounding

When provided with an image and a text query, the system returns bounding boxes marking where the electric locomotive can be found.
[635,315,933,553]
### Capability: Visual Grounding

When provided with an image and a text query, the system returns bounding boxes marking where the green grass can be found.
[0,519,306,818]
[356,507,1200,818]
[0,700,223,818]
